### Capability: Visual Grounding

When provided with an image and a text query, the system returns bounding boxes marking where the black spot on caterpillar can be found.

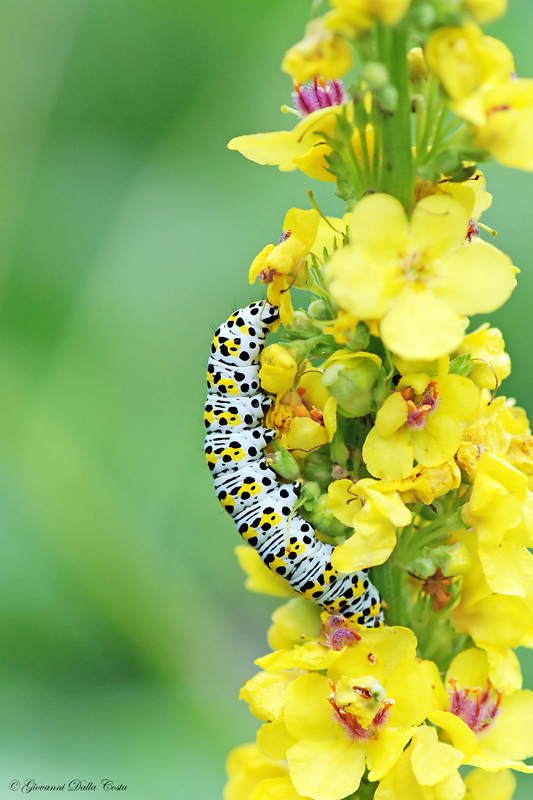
[205,301,383,626]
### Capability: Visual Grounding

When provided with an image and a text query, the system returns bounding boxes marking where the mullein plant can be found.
[221,1,533,798]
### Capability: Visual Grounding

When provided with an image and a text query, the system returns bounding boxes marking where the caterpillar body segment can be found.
[205,300,383,627]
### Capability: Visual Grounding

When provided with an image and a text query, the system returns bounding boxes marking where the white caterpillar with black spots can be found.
[204,300,383,626]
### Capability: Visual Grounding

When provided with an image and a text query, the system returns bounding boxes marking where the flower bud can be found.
[308,299,330,321]
[323,358,380,417]
[259,343,297,398]
[346,322,370,352]
[435,542,472,577]
[408,47,428,82]
[290,310,314,332]
[266,444,301,481]
[300,449,333,489]
[330,430,350,467]
[362,61,389,90]
[409,4,437,29]
[305,493,352,540]
[378,85,398,113]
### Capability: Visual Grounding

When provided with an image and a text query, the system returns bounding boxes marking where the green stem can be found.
[379,25,414,209]
[358,124,373,185]
[416,74,439,165]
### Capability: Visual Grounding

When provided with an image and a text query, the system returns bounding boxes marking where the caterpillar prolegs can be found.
[204,301,383,627]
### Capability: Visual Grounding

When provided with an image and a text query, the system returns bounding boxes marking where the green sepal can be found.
[449,353,473,377]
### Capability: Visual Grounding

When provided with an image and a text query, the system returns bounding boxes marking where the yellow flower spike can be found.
[430,648,533,775]
[426,22,514,103]
[281,18,353,84]
[328,479,411,571]
[259,344,298,400]
[235,546,295,598]
[463,0,507,25]
[464,768,515,800]
[456,323,511,390]
[325,192,517,361]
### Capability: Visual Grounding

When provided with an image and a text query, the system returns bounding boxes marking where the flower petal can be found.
[410,194,470,261]
[287,738,365,800]
[433,239,517,316]
[380,287,467,360]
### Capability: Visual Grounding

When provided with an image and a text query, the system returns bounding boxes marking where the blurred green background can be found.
[0,1,532,797]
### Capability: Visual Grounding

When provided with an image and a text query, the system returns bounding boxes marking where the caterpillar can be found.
[204,300,383,627]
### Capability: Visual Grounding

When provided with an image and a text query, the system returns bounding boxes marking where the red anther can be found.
[427,381,438,399]
[314,75,318,90]
[473,687,483,724]
[367,653,378,665]
[259,267,279,284]
[352,685,373,699]
[372,699,394,728]
[294,81,302,93]
[448,676,459,697]
[296,385,306,398]
[310,406,324,425]
[319,76,327,90]
[488,104,511,115]
[401,386,412,400]
[494,688,503,712]
[406,399,418,414]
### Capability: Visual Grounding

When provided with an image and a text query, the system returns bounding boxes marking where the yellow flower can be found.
[396,460,462,505]
[322,310,359,344]
[463,0,507,24]
[235,545,295,598]
[250,208,321,326]
[267,366,338,457]
[229,106,342,182]
[325,0,411,39]
[363,369,479,481]
[460,79,533,171]
[224,743,288,800]
[374,725,465,800]
[462,452,533,597]
[325,192,517,360]
[282,18,353,83]
[259,344,298,401]
[426,22,514,102]
[464,768,515,800]
[327,478,412,571]
[268,598,322,651]
[451,529,533,693]
[229,101,373,183]
[455,323,510,390]
[429,648,533,775]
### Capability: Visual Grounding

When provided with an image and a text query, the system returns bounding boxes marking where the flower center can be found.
[322,614,361,651]
[292,77,346,118]
[402,381,439,429]
[447,676,502,735]
[328,678,393,742]
[400,250,430,283]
